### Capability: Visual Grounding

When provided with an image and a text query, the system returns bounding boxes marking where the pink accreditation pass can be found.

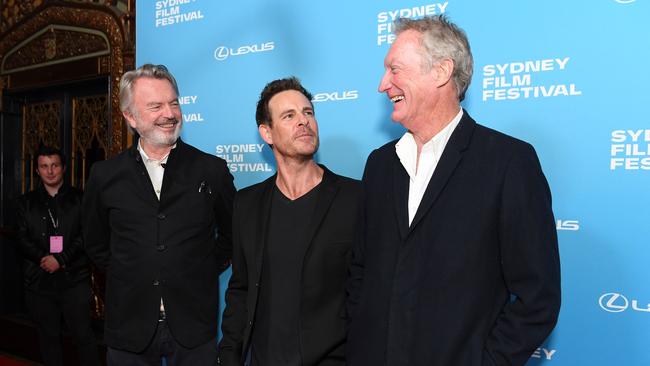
[50,236,63,253]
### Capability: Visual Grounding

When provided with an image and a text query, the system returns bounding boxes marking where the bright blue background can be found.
[138,1,650,364]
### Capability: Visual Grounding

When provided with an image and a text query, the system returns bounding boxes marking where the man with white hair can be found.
[83,64,236,365]
[347,16,561,366]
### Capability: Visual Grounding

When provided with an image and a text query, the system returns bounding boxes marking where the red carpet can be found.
[0,354,38,366]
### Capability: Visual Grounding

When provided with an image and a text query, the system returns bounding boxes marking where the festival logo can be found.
[216,144,273,173]
[376,2,449,46]
[610,129,650,171]
[155,0,204,28]
[481,57,582,102]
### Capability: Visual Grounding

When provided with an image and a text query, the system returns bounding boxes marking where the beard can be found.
[136,116,182,147]
[275,133,319,161]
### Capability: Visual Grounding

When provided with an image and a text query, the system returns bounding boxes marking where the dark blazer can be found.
[218,166,361,366]
[347,111,561,366]
[15,184,89,290]
[82,139,236,352]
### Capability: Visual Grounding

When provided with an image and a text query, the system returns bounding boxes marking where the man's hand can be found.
[40,255,61,273]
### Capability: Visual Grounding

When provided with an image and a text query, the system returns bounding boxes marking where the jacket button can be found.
[255,283,259,287]
[153,280,160,286]
[156,245,166,251]
[157,213,166,219]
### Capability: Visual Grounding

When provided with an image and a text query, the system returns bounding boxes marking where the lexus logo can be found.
[214,47,229,61]
[312,90,359,103]
[599,293,628,313]
[213,42,275,61]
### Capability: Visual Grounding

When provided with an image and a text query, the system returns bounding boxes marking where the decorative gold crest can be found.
[44,28,57,60]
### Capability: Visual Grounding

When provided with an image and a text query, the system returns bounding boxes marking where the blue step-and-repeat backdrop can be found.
[136,1,650,364]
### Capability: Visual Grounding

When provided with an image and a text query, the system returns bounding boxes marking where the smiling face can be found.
[123,77,182,149]
[259,89,319,162]
[378,29,440,131]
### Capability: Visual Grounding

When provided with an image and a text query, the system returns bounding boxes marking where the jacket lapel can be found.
[253,176,276,278]
[303,166,339,248]
[130,145,160,205]
[159,139,185,202]
[392,154,410,240]
[407,112,476,234]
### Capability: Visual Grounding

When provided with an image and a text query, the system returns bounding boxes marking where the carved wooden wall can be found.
[0,0,135,321]
[0,0,135,159]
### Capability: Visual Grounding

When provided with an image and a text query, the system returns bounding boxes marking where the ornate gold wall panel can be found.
[72,94,108,188]
[0,2,134,156]
[1,1,44,32]
[21,100,61,193]
[1,0,134,323]
[3,25,110,72]
[0,1,131,35]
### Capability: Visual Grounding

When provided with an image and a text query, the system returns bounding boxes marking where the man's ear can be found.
[434,58,454,88]
[123,109,138,130]
[259,123,273,145]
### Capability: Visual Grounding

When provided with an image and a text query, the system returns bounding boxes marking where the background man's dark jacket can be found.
[83,139,236,352]
[219,167,360,366]
[16,184,89,290]
[347,112,561,366]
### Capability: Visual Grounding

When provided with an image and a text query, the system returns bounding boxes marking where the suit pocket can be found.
[174,185,215,226]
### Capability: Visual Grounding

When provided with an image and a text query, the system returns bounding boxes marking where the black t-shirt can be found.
[251,183,322,366]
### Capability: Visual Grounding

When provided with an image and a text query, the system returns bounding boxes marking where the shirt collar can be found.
[137,139,176,163]
[395,108,463,177]
[37,182,68,199]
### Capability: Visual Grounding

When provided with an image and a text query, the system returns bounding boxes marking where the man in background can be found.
[347,16,561,366]
[219,77,360,366]
[16,146,99,366]
[83,64,236,365]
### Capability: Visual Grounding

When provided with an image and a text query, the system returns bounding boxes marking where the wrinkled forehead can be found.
[385,30,424,65]
[133,77,178,99]
[269,90,313,115]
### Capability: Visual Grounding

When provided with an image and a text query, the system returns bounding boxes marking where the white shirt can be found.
[136,141,175,313]
[137,141,174,200]
[395,109,463,225]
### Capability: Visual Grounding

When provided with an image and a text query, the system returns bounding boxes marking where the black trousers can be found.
[107,320,218,366]
[25,282,99,366]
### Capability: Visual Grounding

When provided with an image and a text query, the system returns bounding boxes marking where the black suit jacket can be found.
[219,166,360,366]
[82,139,236,352]
[347,112,561,366]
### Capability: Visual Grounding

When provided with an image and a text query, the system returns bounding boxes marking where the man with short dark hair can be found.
[347,16,561,366]
[83,64,236,365]
[218,77,360,366]
[16,146,99,366]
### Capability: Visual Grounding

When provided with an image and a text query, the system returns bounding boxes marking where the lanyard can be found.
[47,208,59,231]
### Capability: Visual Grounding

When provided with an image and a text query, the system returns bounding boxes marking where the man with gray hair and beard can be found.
[347,16,561,366]
[83,64,236,365]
